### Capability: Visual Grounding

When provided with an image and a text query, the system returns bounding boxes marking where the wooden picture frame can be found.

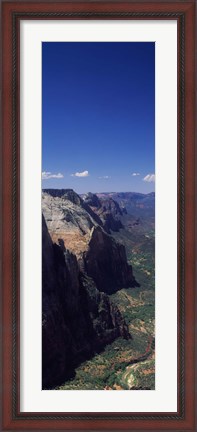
[1,0,196,430]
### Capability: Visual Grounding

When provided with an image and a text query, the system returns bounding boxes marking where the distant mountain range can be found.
[95,192,155,218]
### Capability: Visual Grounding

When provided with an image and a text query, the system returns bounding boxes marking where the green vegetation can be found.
[58,211,155,390]
[118,359,155,390]
[58,334,154,390]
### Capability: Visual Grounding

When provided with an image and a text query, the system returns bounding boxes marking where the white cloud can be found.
[98,175,111,179]
[71,170,89,177]
[42,171,64,180]
[143,173,155,183]
[132,172,140,176]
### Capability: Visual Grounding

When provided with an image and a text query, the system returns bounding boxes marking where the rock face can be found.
[42,215,130,389]
[84,226,137,294]
[83,192,123,233]
[42,189,102,258]
[43,188,102,226]
[83,192,101,209]
[97,198,124,232]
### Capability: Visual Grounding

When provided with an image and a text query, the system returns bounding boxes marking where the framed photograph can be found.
[1,0,196,431]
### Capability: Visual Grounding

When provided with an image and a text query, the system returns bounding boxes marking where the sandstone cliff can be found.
[42,189,138,294]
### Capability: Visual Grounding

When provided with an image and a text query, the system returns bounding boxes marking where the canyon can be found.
[42,189,140,388]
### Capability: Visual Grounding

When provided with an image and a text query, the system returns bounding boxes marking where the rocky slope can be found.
[42,215,130,389]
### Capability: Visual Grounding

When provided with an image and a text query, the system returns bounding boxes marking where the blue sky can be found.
[42,42,155,194]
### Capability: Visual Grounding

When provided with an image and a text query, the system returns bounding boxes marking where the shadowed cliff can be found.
[42,215,131,389]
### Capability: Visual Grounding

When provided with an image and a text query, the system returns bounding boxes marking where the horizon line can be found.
[42,188,155,195]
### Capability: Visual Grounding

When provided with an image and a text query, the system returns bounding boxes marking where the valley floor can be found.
[57,241,155,390]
